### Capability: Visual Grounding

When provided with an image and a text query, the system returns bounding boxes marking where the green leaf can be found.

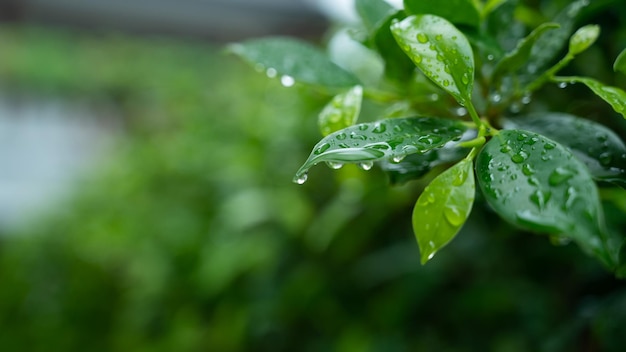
[614,48,626,75]
[525,0,589,75]
[391,15,475,105]
[294,117,467,183]
[476,130,615,267]
[492,23,560,81]
[413,158,475,264]
[228,37,359,88]
[355,0,394,31]
[318,85,363,136]
[403,0,480,27]
[554,76,626,119]
[374,11,417,83]
[379,144,469,184]
[503,113,626,186]
[568,24,600,56]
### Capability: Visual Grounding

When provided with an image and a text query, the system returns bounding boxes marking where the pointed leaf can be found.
[413,158,475,263]
[318,86,363,136]
[391,15,475,105]
[568,24,600,56]
[504,113,626,186]
[614,48,626,75]
[555,76,626,119]
[355,0,395,31]
[228,37,359,88]
[403,0,480,27]
[476,130,615,267]
[294,117,467,182]
[380,144,469,184]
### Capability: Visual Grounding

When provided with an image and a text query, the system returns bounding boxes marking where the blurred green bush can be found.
[0,19,625,351]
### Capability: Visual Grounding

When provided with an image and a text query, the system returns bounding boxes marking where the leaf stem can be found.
[465,100,484,129]
[525,53,574,92]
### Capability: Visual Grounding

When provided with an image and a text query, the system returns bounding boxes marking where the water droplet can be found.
[266,67,277,78]
[509,102,522,113]
[510,173,518,180]
[414,54,422,63]
[358,124,369,131]
[358,161,374,170]
[490,93,502,103]
[517,133,528,141]
[500,145,512,153]
[558,82,568,89]
[427,252,435,260]
[313,143,330,155]
[435,34,443,41]
[511,151,528,163]
[429,94,439,101]
[350,132,367,140]
[455,107,467,116]
[442,80,450,87]
[336,133,347,140]
[522,164,535,176]
[521,92,532,104]
[548,167,575,186]
[280,75,295,87]
[563,186,577,210]
[372,123,386,133]
[530,189,551,210]
[392,155,405,163]
[544,142,556,150]
[487,54,495,61]
[599,152,612,166]
[417,33,428,43]
[444,206,465,226]
[528,176,540,186]
[326,161,343,169]
[461,73,470,85]
[293,172,308,184]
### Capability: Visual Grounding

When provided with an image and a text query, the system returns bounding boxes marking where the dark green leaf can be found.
[403,0,480,27]
[476,130,615,267]
[568,24,600,56]
[391,15,475,105]
[554,76,626,119]
[355,0,394,31]
[294,117,467,183]
[413,158,475,263]
[503,113,626,186]
[613,48,626,75]
[373,11,417,83]
[228,37,359,88]
[487,0,525,52]
[318,85,363,136]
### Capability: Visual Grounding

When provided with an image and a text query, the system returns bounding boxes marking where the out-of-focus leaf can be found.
[413,158,475,264]
[503,113,626,186]
[403,0,480,27]
[379,144,469,184]
[318,85,363,136]
[487,0,525,52]
[554,76,626,119]
[294,117,467,183]
[373,11,417,83]
[391,15,475,105]
[614,48,626,75]
[228,37,359,88]
[568,25,600,56]
[355,0,394,31]
[476,129,616,268]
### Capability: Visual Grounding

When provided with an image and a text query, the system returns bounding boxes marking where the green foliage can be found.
[233,0,626,274]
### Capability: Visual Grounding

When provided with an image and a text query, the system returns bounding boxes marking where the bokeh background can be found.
[1,0,626,351]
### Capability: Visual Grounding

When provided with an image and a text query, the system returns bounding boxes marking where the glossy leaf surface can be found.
[403,0,480,27]
[294,117,467,182]
[379,144,468,184]
[413,158,475,264]
[476,130,614,267]
[614,48,626,75]
[318,86,363,136]
[568,25,600,55]
[503,113,626,185]
[391,15,474,105]
[555,76,626,119]
[228,37,359,88]
[356,0,394,31]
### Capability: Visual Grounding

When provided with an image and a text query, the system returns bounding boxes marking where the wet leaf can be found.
[555,76,626,119]
[356,0,394,31]
[403,0,480,27]
[318,86,363,136]
[391,15,475,105]
[504,113,626,186]
[294,117,467,182]
[568,25,600,56]
[374,11,417,83]
[413,158,475,264]
[476,130,615,268]
[614,48,626,75]
[228,37,359,88]
[379,144,469,184]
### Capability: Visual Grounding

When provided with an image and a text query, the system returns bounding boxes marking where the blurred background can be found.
[1,0,626,351]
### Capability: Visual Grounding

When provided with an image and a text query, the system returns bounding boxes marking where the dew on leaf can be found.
[530,189,551,210]
[336,133,347,140]
[358,161,374,170]
[417,33,428,43]
[522,164,536,176]
[392,155,405,163]
[598,152,612,166]
[435,34,443,41]
[548,167,575,186]
[280,75,295,87]
[444,206,464,226]
[293,172,308,185]
[511,151,528,163]
[544,142,556,150]
[326,161,344,170]
[563,186,578,210]
[314,143,331,155]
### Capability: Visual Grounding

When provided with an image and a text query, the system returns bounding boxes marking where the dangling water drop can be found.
[326,161,344,170]
[548,167,575,186]
[558,82,568,89]
[490,93,502,103]
[392,155,405,163]
[293,172,308,184]
[358,161,374,170]
[280,75,295,87]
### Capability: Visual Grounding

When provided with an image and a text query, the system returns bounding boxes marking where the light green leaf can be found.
[503,113,626,186]
[403,0,480,27]
[554,76,626,119]
[318,86,363,136]
[476,130,615,268]
[614,48,626,75]
[355,0,394,31]
[568,24,600,55]
[228,37,359,88]
[492,23,560,81]
[294,117,467,183]
[391,15,475,105]
[413,158,475,264]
